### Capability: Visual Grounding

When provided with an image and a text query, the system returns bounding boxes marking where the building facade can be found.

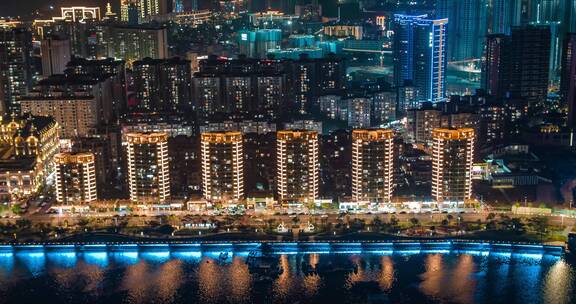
[393,15,448,103]
[351,129,395,203]
[200,132,244,203]
[276,130,319,204]
[133,57,192,112]
[41,35,71,76]
[54,152,97,204]
[125,132,170,203]
[431,128,475,205]
[0,28,33,114]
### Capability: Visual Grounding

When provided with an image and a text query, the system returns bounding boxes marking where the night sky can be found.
[0,0,115,18]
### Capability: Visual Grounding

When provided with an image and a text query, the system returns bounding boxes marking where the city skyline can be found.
[0,1,575,302]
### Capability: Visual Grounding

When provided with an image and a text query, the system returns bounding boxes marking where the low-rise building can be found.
[0,115,60,198]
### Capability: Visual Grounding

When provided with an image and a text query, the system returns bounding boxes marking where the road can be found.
[3,210,575,232]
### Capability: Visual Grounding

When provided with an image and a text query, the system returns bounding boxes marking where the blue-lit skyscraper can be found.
[393,14,428,87]
[436,0,487,61]
[488,0,524,34]
[393,15,448,103]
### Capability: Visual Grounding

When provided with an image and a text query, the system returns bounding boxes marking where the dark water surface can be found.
[0,247,574,304]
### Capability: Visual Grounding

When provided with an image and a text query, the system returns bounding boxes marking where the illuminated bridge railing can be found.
[0,240,564,256]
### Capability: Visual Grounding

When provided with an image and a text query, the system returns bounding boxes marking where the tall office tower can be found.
[125,132,170,203]
[561,33,576,130]
[103,24,168,62]
[507,25,551,104]
[54,152,97,204]
[0,28,32,114]
[393,14,428,87]
[41,35,71,76]
[132,57,192,112]
[532,0,564,24]
[347,97,371,128]
[413,18,448,103]
[238,29,282,58]
[436,0,488,60]
[482,34,508,98]
[201,132,244,203]
[489,0,513,34]
[276,130,319,204]
[393,15,448,103]
[568,0,576,32]
[351,129,394,203]
[431,128,475,205]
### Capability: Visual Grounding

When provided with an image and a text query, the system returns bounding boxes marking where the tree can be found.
[77,218,90,229]
[372,216,383,232]
[266,218,276,230]
[486,213,496,221]
[409,217,419,228]
[529,216,548,241]
[11,204,21,215]
[508,218,525,234]
[291,216,300,225]
[389,215,399,227]
[157,224,175,235]
[15,219,31,229]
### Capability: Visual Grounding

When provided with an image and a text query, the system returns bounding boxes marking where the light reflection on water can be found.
[0,250,573,304]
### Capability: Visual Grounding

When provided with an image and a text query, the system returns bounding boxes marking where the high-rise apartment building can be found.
[507,25,551,104]
[133,57,192,112]
[407,108,442,146]
[291,56,317,114]
[125,132,170,203]
[351,129,394,203]
[431,128,475,205]
[0,28,33,114]
[561,33,576,130]
[347,97,371,128]
[192,73,222,116]
[482,34,508,98]
[54,152,97,204]
[276,130,319,204]
[20,75,116,138]
[238,29,282,58]
[482,26,551,104]
[201,132,244,202]
[256,74,285,117]
[41,35,71,76]
[223,75,253,113]
[102,24,168,62]
[121,0,170,23]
